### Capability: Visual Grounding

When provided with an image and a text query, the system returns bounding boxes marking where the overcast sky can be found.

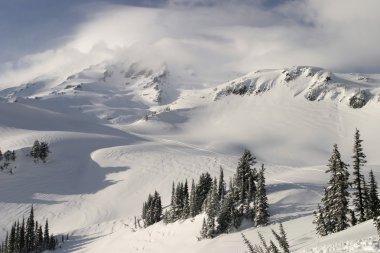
[1,0,379,86]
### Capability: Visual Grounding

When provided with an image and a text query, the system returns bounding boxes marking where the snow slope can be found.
[0,63,379,252]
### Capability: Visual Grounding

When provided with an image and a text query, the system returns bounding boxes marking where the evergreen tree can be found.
[313,204,327,236]
[142,202,147,220]
[39,142,50,163]
[368,170,380,219]
[174,182,184,218]
[48,234,56,250]
[235,149,256,215]
[0,211,57,253]
[34,220,39,250]
[254,164,269,226]
[331,144,350,232]
[205,215,215,239]
[248,168,257,211]
[8,222,16,253]
[26,206,35,251]
[241,233,255,253]
[203,180,218,238]
[258,232,270,252]
[374,216,380,239]
[19,218,25,252]
[195,172,212,215]
[217,193,236,233]
[182,180,190,218]
[163,210,171,224]
[271,223,290,253]
[205,180,219,218]
[44,219,49,250]
[317,144,350,234]
[30,140,41,162]
[3,150,12,162]
[200,218,208,239]
[350,209,357,226]
[169,182,176,221]
[37,225,43,251]
[145,194,154,225]
[269,240,280,253]
[218,166,226,201]
[351,129,367,222]
[153,191,162,223]
[15,220,20,253]
[11,150,16,162]
[189,179,196,217]
[142,191,162,226]
[362,179,370,220]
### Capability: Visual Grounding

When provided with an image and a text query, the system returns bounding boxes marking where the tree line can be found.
[0,149,16,174]
[141,149,270,239]
[314,129,380,236]
[30,140,50,163]
[0,206,65,253]
[0,139,51,175]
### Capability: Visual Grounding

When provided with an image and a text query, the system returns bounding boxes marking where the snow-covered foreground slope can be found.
[0,65,379,252]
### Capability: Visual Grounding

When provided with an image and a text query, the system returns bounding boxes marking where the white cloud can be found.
[1,0,380,87]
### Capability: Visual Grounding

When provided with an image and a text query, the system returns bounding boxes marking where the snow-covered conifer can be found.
[254,164,269,226]
[368,170,380,219]
[351,129,367,222]
[218,166,226,201]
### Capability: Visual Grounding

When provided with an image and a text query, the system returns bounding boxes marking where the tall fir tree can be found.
[313,204,328,236]
[143,191,162,226]
[235,149,256,215]
[218,166,226,201]
[195,172,212,215]
[351,129,367,222]
[44,219,50,250]
[368,170,380,219]
[182,180,190,219]
[189,179,196,217]
[217,193,235,233]
[19,218,25,252]
[254,164,269,226]
[153,191,162,223]
[203,180,219,238]
[169,182,176,221]
[318,144,350,234]
[26,206,35,251]
[200,218,208,239]
[8,222,16,253]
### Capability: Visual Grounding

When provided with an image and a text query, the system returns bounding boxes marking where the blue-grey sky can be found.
[0,0,164,63]
[1,0,380,85]
[0,0,287,64]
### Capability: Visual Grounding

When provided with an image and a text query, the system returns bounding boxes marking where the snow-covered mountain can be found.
[215,66,380,108]
[0,62,380,252]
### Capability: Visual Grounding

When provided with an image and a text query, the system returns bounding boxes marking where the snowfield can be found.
[0,64,379,252]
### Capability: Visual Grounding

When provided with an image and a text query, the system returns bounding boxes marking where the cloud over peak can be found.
[1,0,380,86]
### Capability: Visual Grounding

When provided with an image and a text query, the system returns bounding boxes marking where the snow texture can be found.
[0,63,379,252]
